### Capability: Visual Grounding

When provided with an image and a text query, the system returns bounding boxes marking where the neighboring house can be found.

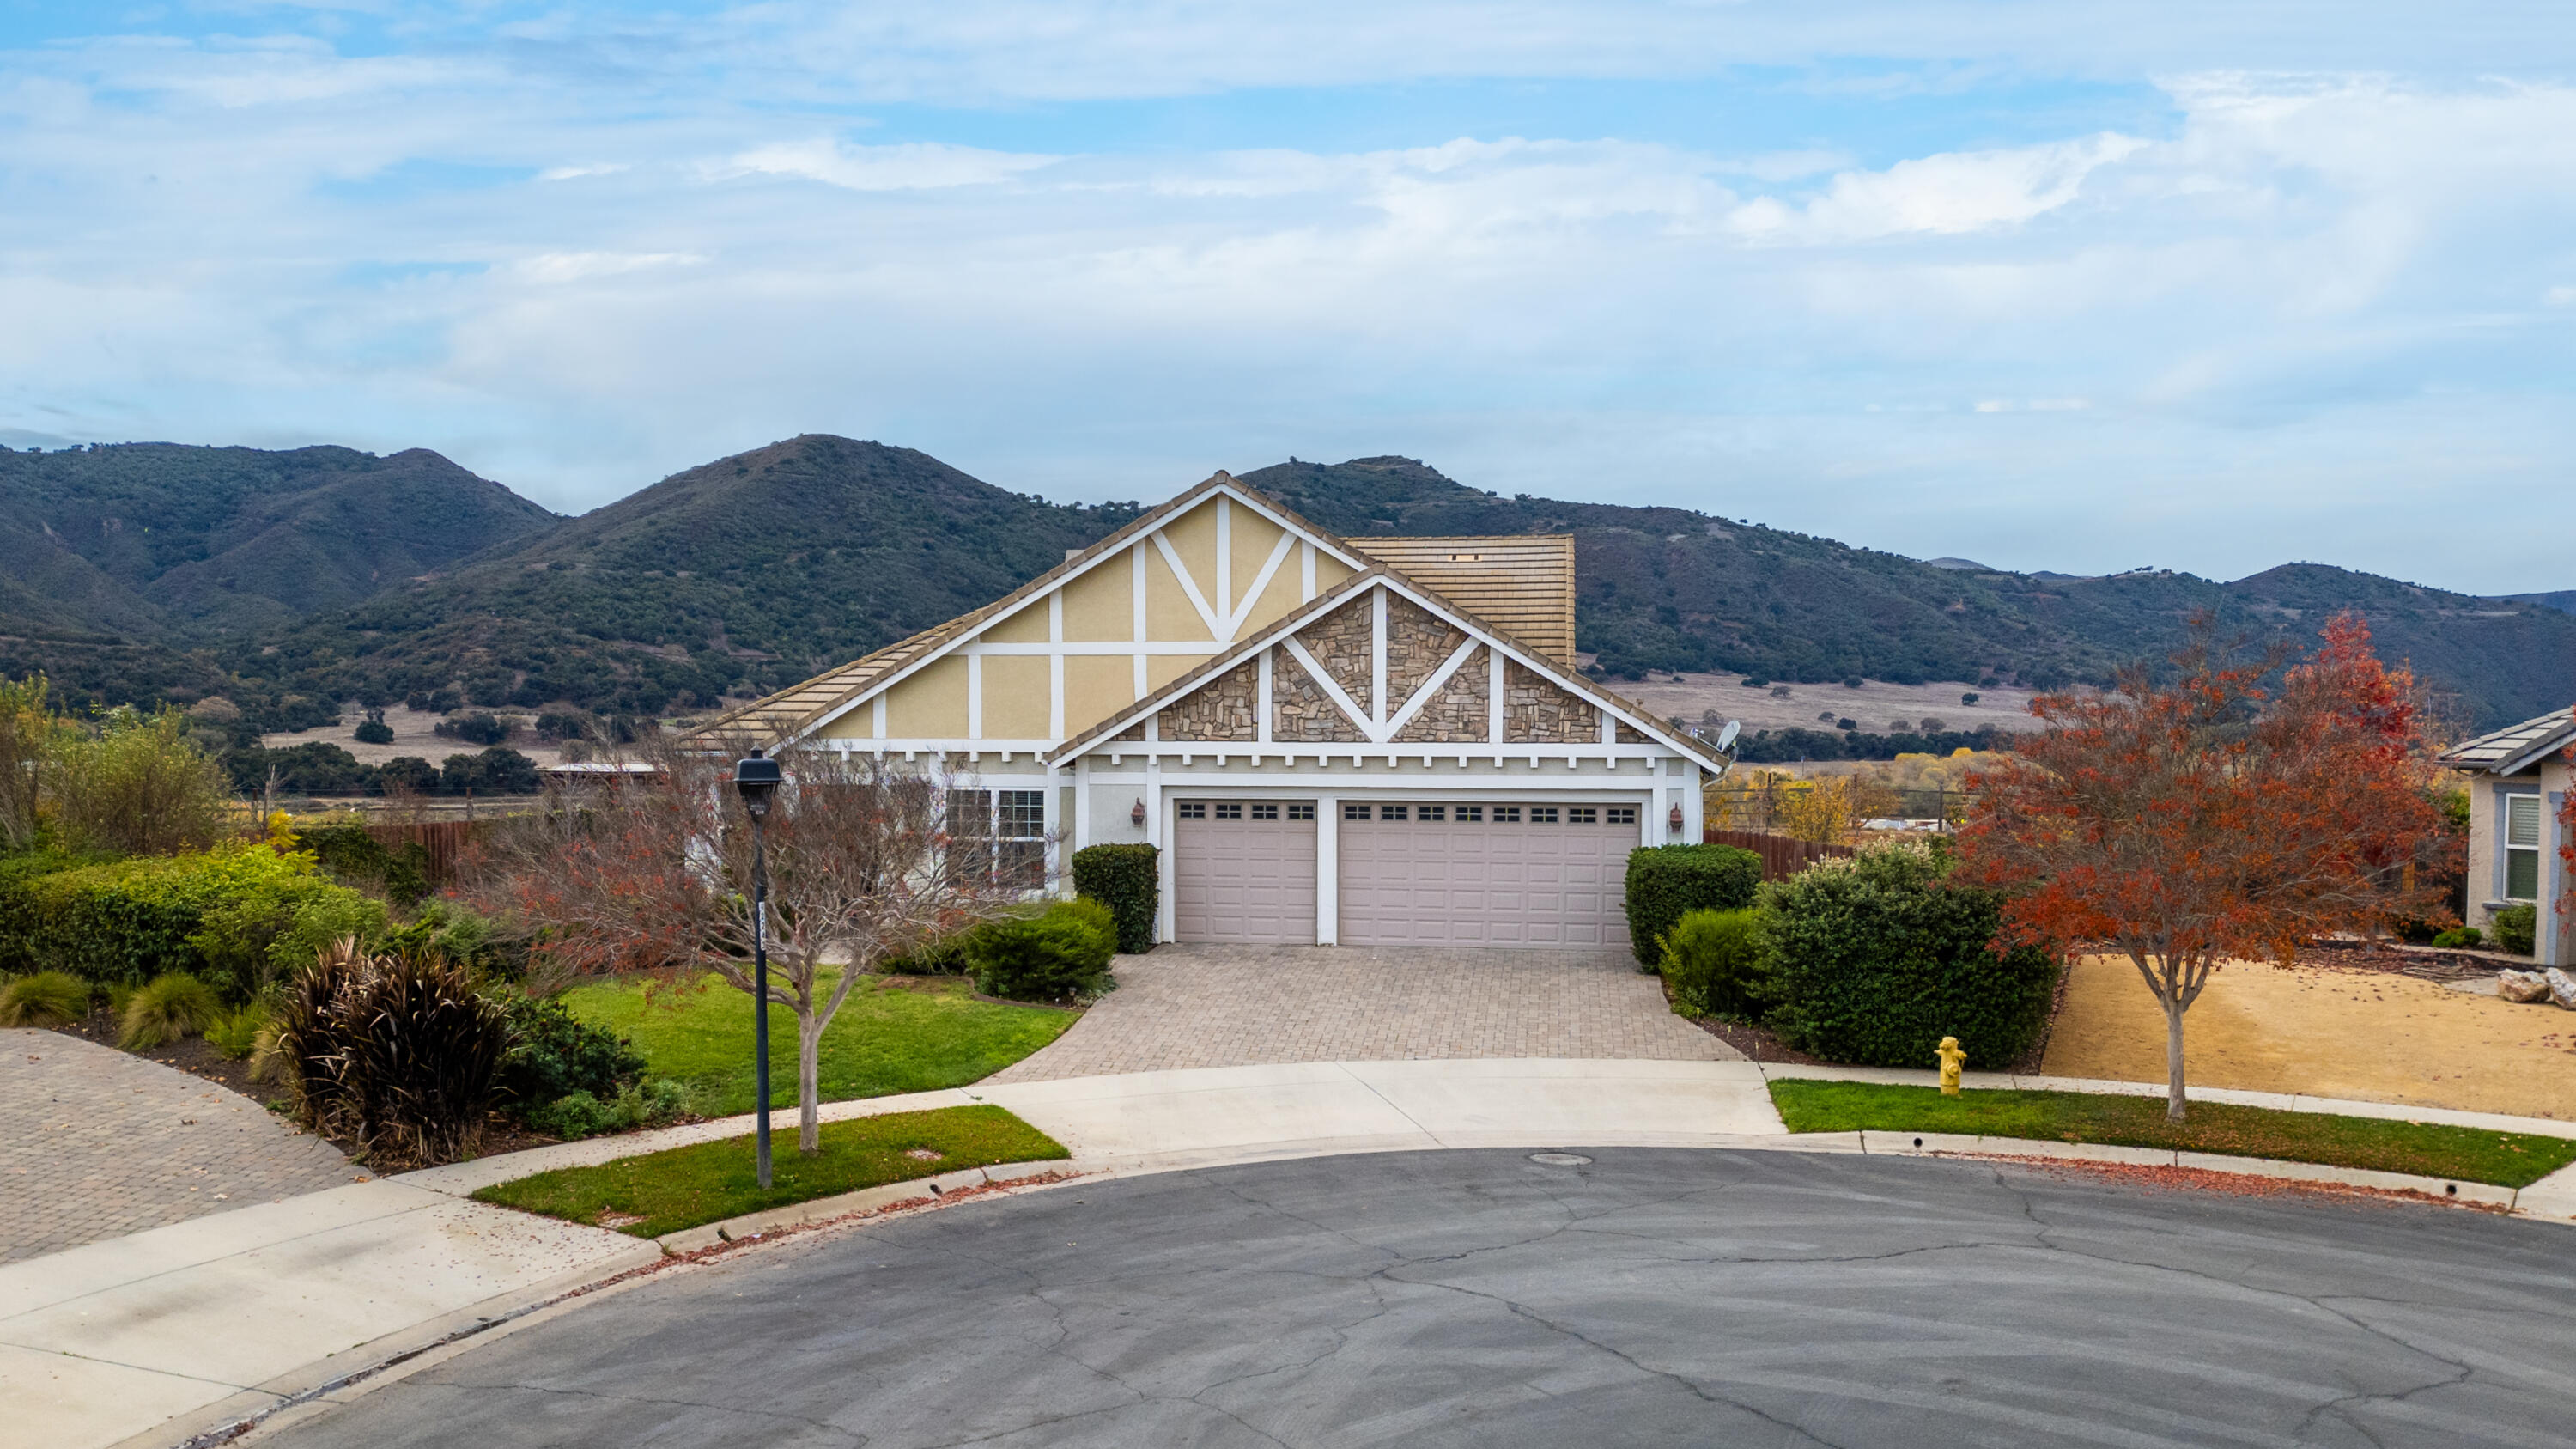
[2437,706,2573,966]
[688,472,1728,947]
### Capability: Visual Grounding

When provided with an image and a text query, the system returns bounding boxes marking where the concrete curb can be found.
[1849,1130,2526,1211]
[650,1159,1078,1255]
[1756,1062,2576,1139]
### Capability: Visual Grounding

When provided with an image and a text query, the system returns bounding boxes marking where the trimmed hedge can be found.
[2493,904,2538,957]
[1070,843,1158,954]
[0,843,384,999]
[969,898,1117,1002]
[1623,843,1764,968]
[1760,842,2057,1070]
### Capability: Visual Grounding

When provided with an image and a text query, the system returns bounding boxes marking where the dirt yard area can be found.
[2041,953,2576,1121]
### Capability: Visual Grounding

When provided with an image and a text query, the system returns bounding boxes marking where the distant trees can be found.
[1955,616,2450,1122]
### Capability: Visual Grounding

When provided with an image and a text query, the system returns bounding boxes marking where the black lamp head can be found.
[733,751,783,818]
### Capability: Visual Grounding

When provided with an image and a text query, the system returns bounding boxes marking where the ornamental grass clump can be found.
[274,938,511,1168]
[0,969,88,1027]
[118,971,223,1050]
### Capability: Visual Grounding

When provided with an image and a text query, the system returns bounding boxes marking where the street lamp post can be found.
[733,750,783,1190]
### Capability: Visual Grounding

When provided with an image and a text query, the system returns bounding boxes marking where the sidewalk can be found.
[9,1058,2575,1449]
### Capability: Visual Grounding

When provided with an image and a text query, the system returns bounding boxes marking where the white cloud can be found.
[1730,134,2146,242]
[715,140,1058,191]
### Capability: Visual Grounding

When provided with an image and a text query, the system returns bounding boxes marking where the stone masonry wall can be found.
[1383,595,1468,719]
[1502,659,1600,743]
[1301,594,1375,703]
[1158,660,1260,742]
[1615,720,1651,745]
[1273,648,1364,742]
[1394,644,1490,743]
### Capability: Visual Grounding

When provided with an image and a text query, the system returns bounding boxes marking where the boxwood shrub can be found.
[1623,843,1763,968]
[1761,842,2057,1070]
[1070,843,1158,954]
[2493,904,2538,957]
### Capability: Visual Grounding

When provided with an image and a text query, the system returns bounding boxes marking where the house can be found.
[687,472,1728,947]
[2437,706,2573,966]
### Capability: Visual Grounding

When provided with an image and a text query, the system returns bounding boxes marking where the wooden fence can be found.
[1702,828,1855,880]
[363,819,485,886]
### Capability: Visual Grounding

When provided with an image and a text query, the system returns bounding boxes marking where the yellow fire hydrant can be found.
[1936,1036,1967,1096]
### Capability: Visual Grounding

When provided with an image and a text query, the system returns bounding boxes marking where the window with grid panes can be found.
[1250,803,1279,820]
[1288,803,1316,821]
[2505,794,2543,900]
[1607,806,1637,825]
[1531,806,1559,824]
[1568,807,1596,824]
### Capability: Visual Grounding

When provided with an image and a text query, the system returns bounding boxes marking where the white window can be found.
[2504,794,2543,901]
[950,788,1048,888]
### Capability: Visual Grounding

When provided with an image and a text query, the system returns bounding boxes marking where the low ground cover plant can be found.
[1770,1079,2576,1189]
[1624,843,1763,970]
[559,970,1075,1117]
[473,1104,1069,1238]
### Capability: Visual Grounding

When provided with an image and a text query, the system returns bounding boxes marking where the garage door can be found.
[1338,802,1639,947]
[1172,801,1320,944]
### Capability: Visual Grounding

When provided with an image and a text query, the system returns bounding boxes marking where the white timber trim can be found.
[769,481,1375,747]
[1280,636,1377,742]
[1487,648,1505,755]
[1369,588,1388,728]
[1315,789,1340,945]
[1381,636,1483,740]
[1215,495,1230,624]
[1300,540,1316,600]
[1257,648,1274,745]
[966,654,983,740]
[1048,592,1065,740]
[1151,530,1226,641]
[873,695,887,740]
[1226,530,1297,637]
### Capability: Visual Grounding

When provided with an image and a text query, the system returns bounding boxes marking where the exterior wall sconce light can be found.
[1668,803,1686,833]
[1132,798,1148,827]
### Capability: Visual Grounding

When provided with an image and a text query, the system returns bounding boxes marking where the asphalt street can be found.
[259,1149,2576,1448]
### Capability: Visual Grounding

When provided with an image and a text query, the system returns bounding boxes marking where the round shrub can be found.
[495,991,647,1110]
[1659,908,1771,1019]
[2430,926,2482,950]
[1623,843,1764,968]
[969,899,1116,1002]
[2493,904,2538,957]
[0,969,89,1027]
[1069,843,1158,953]
[1761,841,2057,1069]
[118,971,223,1050]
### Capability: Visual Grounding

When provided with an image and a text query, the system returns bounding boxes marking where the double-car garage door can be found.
[1171,799,1639,947]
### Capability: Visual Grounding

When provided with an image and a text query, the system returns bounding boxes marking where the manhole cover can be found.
[1528,1152,1593,1166]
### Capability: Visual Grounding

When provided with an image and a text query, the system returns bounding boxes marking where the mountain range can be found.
[1,437,2567,734]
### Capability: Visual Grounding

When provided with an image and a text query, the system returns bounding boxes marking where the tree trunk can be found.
[796,1014,823,1154]
[2163,994,2189,1123]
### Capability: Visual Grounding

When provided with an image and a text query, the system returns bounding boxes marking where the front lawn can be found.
[473,1104,1069,1238]
[1770,1078,2576,1190]
[562,971,1073,1117]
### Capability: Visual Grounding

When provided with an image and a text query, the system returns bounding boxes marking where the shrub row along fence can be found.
[1702,829,1855,881]
[364,819,484,888]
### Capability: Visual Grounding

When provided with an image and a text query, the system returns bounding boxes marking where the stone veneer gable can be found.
[1157,660,1260,742]
[1393,644,1490,743]
[1502,659,1600,743]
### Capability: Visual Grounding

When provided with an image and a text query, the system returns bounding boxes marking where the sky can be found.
[1,3,2570,594]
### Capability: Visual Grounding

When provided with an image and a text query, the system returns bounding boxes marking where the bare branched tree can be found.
[466,740,1032,1153]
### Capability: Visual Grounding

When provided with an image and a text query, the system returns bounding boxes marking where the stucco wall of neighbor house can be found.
[2547,757,2572,967]
[2463,758,2574,965]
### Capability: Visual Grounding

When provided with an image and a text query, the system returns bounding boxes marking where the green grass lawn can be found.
[1769,1079,2576,1190]
[562,971,1074,1117]
[473,1105,1069,1238]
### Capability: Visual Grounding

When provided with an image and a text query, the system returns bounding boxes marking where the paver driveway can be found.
[987,944,1740,1082]
[0,1028,364,1263]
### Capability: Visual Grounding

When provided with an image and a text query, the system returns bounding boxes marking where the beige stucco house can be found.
[690,472,1727,947]
[2438,706,2573,967]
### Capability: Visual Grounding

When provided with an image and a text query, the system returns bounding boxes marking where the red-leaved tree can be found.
[467,741,1030,1153]
[1955,615,2451,1121]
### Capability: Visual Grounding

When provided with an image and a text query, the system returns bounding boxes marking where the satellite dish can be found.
[1716,720,1741,752]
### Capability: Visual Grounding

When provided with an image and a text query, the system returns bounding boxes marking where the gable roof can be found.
[1353,535,1577,667]
[1045,564,1728,771]
[685,471,1371,750]
[2439,706,2576,776]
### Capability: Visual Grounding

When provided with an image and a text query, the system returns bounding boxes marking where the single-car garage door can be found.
[1339,802,1639,947]
[1173,801,1320,944]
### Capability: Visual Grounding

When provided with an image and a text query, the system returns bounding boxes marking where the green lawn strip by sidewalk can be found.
[1770,1079,2576,1190]
[562,971,1074,1117]
[472,1105,1071,1238]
